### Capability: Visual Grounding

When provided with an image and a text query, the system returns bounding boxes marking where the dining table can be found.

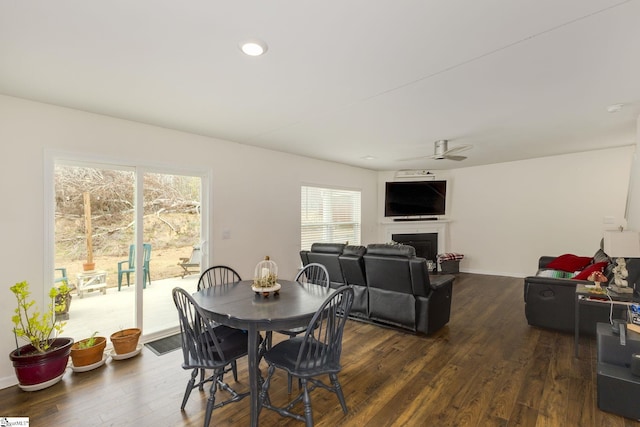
[191,279,334,427]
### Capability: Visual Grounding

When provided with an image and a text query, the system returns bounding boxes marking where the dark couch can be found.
[299,242,346,289]
[523,253,639,335]
[300,243,454,335]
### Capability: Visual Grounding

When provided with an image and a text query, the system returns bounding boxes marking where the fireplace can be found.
[392,232,438,271]
[382,220,448,270]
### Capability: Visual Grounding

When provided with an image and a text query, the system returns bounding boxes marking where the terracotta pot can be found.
[83,262,95,271]
[9,337,74,389]
[70,337,106,367]
[110,328,141,354]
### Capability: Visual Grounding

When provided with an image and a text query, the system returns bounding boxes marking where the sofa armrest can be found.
[409,258,430,297]
[538,256,557,269]
[429,274,455,290]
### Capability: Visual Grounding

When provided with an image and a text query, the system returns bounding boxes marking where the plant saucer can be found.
[71,353,108,372]
[18,372,65,391]
[110,344,142,360]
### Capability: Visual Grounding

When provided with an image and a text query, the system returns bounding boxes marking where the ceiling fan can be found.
[402,139,472,162]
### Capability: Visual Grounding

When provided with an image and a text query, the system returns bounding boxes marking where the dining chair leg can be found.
[182,369,198,410]
[259,364,276,409]
[330,373,348,414]
[287,373,302,394]
[199,368,205,391]
[231,360,238,382]
[204,375,218,427]
[301,379,314,427]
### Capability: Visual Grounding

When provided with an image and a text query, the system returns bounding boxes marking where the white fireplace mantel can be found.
[380,220,449,255]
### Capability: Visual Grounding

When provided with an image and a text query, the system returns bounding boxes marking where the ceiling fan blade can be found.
[443,144,472,155]
[398,141,471,162]
[398,155,432,161]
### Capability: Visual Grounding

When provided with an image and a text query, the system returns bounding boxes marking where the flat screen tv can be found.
[384,180,447,217]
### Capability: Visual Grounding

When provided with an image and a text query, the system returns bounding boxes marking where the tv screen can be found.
[385,180,447,217]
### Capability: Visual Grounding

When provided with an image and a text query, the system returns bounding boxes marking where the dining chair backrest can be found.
[172,287,236,367]
[295,285,354,372]
[197,265,242,291]
[295,263,330,288]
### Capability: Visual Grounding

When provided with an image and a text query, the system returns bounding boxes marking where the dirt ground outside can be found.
[57,246,195,291]
[56,209,200,291]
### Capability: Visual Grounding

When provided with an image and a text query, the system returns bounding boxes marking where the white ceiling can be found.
[1,1,639,171]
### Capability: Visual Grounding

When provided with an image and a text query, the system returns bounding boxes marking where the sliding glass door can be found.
[51,159,204,342]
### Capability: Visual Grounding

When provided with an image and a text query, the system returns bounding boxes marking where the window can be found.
[301,186,361,251]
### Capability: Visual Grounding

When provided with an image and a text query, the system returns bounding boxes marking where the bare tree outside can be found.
[54,165,201,287]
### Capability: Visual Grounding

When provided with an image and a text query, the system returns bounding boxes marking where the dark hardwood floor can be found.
[1,273,639,426]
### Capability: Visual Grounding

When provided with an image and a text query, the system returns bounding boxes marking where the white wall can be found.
[449,147,634,276]
[376,147,635,277]
[625,115,640,230]
[0,95,378,387]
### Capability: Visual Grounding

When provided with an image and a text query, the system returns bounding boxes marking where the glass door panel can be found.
[142,172,202,336]
[54,164,136,341]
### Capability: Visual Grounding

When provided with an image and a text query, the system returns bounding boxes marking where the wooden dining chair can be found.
[271,263,330,392]
[276,264,330,342]
[172,287,250,427]
[259,285,354,426]
[195,265,243,384]
[197,265,242,291]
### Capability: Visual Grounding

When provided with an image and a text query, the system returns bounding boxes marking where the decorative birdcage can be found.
[253,256,278,288]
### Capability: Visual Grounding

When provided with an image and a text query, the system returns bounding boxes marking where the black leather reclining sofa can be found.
[300,242,455,335]
[523,255,638,335]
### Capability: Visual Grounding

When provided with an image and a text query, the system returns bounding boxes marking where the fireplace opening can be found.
[392,233,438,272]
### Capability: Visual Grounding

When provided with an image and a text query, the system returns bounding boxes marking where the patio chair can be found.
[55,267,69,285]
[118,243,151,291]
[178,246,201,278]
[259,285,354,426]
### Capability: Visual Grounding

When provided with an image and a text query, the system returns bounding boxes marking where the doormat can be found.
[145,333,182,356]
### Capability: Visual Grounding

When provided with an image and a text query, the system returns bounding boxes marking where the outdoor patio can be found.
[62,273,199,345]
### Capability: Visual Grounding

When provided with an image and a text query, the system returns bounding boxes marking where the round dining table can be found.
[191,279,333,427]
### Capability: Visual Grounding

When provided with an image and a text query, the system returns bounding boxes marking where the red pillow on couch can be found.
[573,261,609,280]
[546,254,593,272]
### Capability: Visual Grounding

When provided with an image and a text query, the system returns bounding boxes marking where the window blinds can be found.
[301,186,361,251]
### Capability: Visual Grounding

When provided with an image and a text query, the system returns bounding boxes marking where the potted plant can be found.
[54,281,72,321]
[110,327,141,355]
[70,331,106,368]
[9,281,74,391]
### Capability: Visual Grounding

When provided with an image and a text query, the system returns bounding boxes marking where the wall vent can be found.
[394,170,436,180]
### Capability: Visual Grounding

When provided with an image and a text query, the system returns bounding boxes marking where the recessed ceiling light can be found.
[240,39,268,56]
[361,155,376,160]
[607,103,624,113]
